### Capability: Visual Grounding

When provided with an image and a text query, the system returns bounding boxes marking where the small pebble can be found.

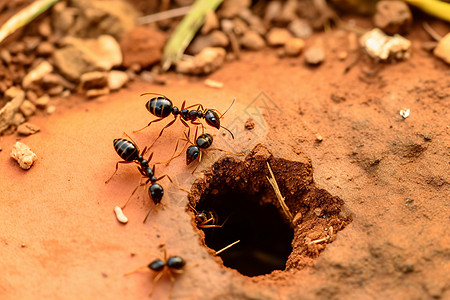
[48,85,64,96]
[201,10,219,34]
[35,95,50,108]
[22,60,53,88]
[20,100,36,118]
[46,105,56,115]
[36,42,55,56]
[176,47,226,75]
[434,33,450,65]
[0,49,12,64]
[10,141,37,170]
[240,30,265,50]
[266,28,293,46]
[12,112,25,126]
[399,108,410,119]
[315,134,323,142]
[288,19,313,39]
[304,46,325,65]
[284,38,305,56]
[245,118,255,130]
[114,206,128,224]
[80,72,108,90]
[86,88,110,98]
[17,122,40,136]
[26,90,38,103]
[337,51,348,60]
[108,71,129,91]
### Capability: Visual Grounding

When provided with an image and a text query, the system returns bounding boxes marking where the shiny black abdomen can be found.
[146,97,173,118]
[167,256,186,269]
[113,139,139,161]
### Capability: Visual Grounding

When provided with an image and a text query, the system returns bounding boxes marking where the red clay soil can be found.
[1,31,449,299]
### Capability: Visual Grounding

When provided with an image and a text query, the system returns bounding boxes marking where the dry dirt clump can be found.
[189,144,351,276]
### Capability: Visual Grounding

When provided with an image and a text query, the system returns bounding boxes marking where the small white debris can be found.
[10,141,37,170]
[114,206,128,224]
[204,79,224,89]
[399,108,410,119]
[360,28,411,62]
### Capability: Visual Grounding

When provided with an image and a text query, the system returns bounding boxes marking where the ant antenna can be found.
[220,125,235,139]
[219,98,236,119]
[140,92,168,98]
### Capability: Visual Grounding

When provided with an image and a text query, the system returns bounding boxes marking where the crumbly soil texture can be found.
[189,144,351,276]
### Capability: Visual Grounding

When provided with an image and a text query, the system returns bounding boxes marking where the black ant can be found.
[124,245,187,298]
[134,93,235,147]
[106,133,188,223]
[189,204,229,229]
[161,127,243,174]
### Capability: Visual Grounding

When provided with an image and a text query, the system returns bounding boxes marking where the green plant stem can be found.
[161,0,223,71]
[0,0,59,44]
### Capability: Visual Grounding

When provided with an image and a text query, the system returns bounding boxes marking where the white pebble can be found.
[399,108,410,119]
[114,206,128,224]
[10,141,37,169]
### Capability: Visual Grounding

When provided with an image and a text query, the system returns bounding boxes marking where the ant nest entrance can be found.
[188,144,352,277]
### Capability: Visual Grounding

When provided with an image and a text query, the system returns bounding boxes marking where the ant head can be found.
[196,211,208,223]
[148,259,165,271]
[186,145,200,165]
[149,183,163,204]
[204,110,220,129]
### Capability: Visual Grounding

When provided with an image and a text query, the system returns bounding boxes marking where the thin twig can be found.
[215,240,240,255]
[422,22,442,42]
[266,161,293,223]
[139,6,191,25]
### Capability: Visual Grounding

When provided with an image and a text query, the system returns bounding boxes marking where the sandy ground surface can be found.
[1,30,449,300]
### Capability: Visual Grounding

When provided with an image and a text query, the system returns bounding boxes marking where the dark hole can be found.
[195,189,294,277]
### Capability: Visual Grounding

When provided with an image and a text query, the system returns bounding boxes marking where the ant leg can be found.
[143,204,157,223]
[149,116,178,148]
[184,103,205,110]
[191,121,205,135]
[167,271,176,300]
[180,118,192,140]
[156,137,189,165]
[133,117,166,133]
[190,151,202,175]
[208,148,244,156]
[121,178,148,210]
[188,203,198,214]
[156,174,190,194]
[105,161,135,184]
[145,152,154,164]
[149,270,165,296]
[200,215,230,229]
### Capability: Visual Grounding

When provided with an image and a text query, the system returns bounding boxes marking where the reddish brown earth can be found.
[1,29,449,300]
